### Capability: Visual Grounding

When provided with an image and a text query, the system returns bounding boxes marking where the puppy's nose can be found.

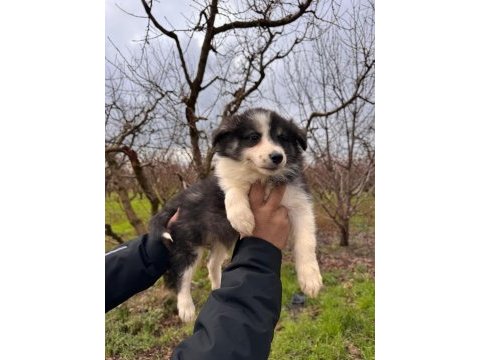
[269,152,284,165]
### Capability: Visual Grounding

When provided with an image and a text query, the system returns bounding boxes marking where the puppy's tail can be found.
[149,208,181,291]
[149,208,177,246]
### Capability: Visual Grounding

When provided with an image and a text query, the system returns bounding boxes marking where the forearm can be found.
[105,234,170,312]
[172,237,282,360]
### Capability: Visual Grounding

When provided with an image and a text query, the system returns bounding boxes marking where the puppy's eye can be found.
[248,133,261,142]
[278,133,289,141]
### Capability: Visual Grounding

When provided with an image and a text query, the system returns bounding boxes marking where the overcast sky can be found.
[105,0,284,123]
[104,0,369,125]
[106,0,196,66]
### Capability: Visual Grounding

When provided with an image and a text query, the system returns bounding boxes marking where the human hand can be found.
[244,181,290,250]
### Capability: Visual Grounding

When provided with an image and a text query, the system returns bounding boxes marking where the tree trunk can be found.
[186,108,205,177]
[184,1,218,179]
[116,186,147,235]
[106,154,147,235]
[339,221,350,247]
[121,146,160,215]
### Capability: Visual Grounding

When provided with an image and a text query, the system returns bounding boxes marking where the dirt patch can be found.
[319,232,375,277]
[136,346,173,360]
[125,286,173,314]
[345,340,363,360]
[106,346,172,360]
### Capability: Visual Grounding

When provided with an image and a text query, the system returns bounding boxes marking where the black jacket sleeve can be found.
[105,234,170,312]
[172,236,282,360]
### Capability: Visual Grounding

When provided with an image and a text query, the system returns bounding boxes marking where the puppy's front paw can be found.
[178,298,196,323]
[227,207,255,236]
[297,263,323,297]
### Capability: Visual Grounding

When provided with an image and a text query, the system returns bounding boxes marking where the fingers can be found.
[265,183,287,208]
[248,181,265,210]
[276,206,288,218]
[249,181,287,210]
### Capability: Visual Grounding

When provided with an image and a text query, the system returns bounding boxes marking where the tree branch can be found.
[105,224,124,244]
[213,0,314,34]
[306,59,375,131]
[140,0,193,86]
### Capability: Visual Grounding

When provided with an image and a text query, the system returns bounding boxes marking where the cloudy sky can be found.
[104,0,372,126]
[107,0,275,124]
[106,0,199,66]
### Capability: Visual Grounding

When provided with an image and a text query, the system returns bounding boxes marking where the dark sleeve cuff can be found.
[172,236,283,359]
[142,234,171,276]
[105,234,170,312]
[232,236,282,277]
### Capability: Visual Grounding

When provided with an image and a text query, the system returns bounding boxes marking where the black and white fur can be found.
[150,108,323,322]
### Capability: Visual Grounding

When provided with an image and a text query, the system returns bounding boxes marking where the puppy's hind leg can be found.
[289,200,323,297]
[207,243,229,290]
[177,249,203,323]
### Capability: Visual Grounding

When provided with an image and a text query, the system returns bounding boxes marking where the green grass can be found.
[106,261,374,360]
[106,300,193,359]
[105,258,219,359]
[270,264,374,360]
[105,194,153,251]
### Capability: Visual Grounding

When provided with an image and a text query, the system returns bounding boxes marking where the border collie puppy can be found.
[150,108,323,322]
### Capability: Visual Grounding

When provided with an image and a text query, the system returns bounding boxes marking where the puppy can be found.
[150,108,323,322]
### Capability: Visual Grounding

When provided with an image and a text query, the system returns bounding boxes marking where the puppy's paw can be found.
[227,207,255,236]
[178,298,196,323]
[297,263,323,297]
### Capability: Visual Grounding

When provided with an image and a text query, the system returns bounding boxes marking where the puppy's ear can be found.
[290,121,307,150]
[212,124,230,148]
[212,116,236,148]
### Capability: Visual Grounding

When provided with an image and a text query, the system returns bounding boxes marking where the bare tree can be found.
[110,0,325,178]
[276,0,375,246]
[105,68,169,234]
[105,0,374,242]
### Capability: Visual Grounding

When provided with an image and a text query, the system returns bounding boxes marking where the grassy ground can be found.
[105,195,152,248]
[105,195,374,359]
